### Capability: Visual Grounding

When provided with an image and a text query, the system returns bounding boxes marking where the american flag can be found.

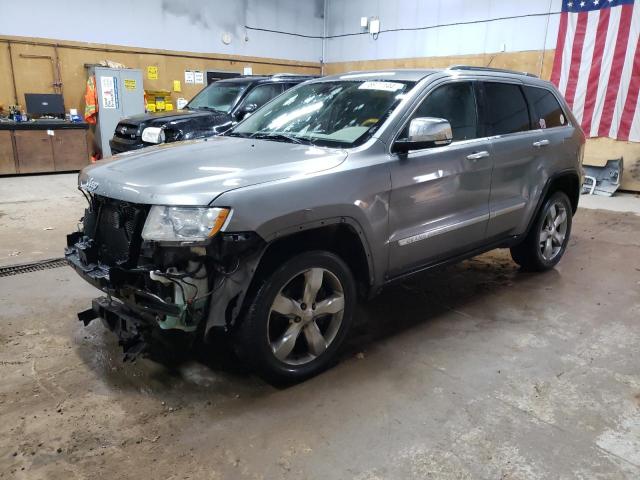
[551,0,640,142]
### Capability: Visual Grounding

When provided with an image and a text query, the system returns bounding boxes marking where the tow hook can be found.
[77,307,98,326]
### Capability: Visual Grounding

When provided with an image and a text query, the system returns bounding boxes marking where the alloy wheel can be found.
[267,268,345,366]
[539,201,568,261]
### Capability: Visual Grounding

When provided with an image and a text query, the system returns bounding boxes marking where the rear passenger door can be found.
[480,81,545,238]
[522,84,575,173]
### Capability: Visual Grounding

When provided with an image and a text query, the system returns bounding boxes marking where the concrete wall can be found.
[0,0,324,63]
[324,0,561,64]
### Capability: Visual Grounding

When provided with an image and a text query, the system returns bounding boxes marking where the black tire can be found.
[511,191,573,272]
[235,250,356,385]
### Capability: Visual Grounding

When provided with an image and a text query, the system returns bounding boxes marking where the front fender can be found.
[262,215,376,286]
[213,164,392,287]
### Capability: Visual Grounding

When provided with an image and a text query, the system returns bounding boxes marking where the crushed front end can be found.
[65,193,263,360]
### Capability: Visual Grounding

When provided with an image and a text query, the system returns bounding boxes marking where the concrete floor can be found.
[0,173,84,267]
[1,174,640,479]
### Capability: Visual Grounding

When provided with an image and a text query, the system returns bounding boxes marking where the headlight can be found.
[142,206,230,242]
[141,127,165,144]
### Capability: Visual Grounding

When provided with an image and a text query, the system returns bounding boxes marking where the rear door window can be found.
[239,83,284,110]
[282,82,300,92]
[403,81,478,141]
[482,82,531,136]
[523,86,567,129]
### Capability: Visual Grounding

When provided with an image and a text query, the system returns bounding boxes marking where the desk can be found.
[0,121,90,174]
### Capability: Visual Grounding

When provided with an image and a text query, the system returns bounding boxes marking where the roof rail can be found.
[271,73,314,77]
[448,65,538,78]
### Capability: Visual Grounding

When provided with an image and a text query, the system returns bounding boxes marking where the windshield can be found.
[229,79,416,147]
[186,82,248,113]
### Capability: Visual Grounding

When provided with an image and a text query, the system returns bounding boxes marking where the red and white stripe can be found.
[552,2,640,142]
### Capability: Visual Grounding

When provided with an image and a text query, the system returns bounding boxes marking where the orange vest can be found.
[84,75,98,124]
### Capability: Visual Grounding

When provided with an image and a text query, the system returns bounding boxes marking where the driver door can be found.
[388,81,493,275]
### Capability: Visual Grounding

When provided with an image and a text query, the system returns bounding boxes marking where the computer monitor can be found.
[24,93,65,118]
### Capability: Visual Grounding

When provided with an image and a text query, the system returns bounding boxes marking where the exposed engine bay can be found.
[65,193,264,359]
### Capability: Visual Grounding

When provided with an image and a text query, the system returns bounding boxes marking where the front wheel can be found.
[235,251,356,384]
[510,191,573,271]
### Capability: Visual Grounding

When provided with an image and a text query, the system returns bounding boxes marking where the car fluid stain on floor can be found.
[1,208,640,479]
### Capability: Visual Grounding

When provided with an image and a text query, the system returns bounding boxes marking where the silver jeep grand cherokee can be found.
[66,67,584,383]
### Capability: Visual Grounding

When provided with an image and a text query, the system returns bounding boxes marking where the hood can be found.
[120,109,223,126]
[117,109,232,138]
[79,136,347,206]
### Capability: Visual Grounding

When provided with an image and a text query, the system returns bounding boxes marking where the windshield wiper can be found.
[225,131,250,138]
[249,131,313,145]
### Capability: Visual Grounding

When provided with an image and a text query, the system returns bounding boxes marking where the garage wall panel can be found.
[324,0,562,64]
[0,36,321,114]
[9,43,59,104]
[0,0,324,63]
[324,50,555,82]
[0,43,14,108]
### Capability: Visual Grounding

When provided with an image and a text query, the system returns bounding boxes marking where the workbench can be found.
[0,121,89,174]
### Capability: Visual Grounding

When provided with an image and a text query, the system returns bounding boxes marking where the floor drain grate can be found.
[0,258,68,278]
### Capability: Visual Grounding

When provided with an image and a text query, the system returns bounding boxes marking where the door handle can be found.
[466,151,490,161]
[533,139,550,148]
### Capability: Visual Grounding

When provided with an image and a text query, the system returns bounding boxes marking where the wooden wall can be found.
[323,50,555,79]
[0,35,321,114]
[324,50,640,192]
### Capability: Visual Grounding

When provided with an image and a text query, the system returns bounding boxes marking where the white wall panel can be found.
[0,0,567,64]
[0,0,324,62]
[325,0,563,63]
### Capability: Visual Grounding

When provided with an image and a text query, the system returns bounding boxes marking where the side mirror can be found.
[394,117,453,153]
[237,103,258,121]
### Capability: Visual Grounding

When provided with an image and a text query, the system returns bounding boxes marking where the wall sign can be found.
[147,66,159,80]
[100,76,119,109]
[184,70,204,84]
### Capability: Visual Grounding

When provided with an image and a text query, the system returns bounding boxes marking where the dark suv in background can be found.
[109,73,315,154]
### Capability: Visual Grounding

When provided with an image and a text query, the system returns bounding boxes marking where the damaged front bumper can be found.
[66,232,208,359]
[66,233,196,329]
[77,296,191,361]
[65,210,265,360]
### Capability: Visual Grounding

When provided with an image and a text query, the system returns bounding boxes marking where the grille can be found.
[114,123,140,140]
[88,196,147,267]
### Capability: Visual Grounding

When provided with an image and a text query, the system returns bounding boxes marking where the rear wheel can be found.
[510,191,572,271]
[235,251,356,384]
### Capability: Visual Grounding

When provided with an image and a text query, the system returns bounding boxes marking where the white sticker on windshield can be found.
[358,81,404,92]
